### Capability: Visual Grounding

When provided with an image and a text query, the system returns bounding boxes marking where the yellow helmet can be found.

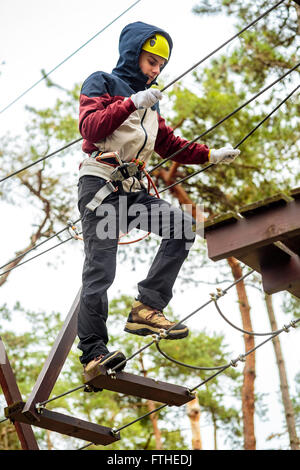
[142,34,170,61]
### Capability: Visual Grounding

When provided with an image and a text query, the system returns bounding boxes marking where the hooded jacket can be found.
[78,21,209,188]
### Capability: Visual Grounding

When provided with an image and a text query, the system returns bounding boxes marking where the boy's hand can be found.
[131,88,162,109]
[209,145,240,164]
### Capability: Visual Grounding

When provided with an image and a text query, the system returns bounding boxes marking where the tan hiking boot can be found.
[124,300,189,339]
[83,350,126,392]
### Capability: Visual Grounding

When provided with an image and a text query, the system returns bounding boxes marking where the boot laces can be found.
[146,309,164,321]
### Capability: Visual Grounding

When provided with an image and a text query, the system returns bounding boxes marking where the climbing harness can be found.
[85,151,160,245]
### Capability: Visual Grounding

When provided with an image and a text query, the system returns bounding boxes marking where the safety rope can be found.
[0,0,144,115]
[0,0,287,185]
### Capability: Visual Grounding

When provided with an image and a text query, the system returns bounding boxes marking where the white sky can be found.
[0,0,299,451]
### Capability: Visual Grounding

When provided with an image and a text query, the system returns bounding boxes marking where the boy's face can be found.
[138,50,166,85]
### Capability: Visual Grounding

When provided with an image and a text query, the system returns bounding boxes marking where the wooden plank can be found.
[290,187,300,200]
[239,193,293,218]
[5,401,119,446]
[23,288,81,420]
[281,234,300,256]
[261,253,300,296]
[235,245,300,299]
[0,338,39,450]
[204,212,241,234]
[206,199,300,261]
[84,366,194,407]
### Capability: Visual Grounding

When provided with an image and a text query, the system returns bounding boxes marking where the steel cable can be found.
[158,82,300,194]
[1,80,298,278]
[0,0,287,185]
[0,0,143,115]
[150,61,300,176]
[77,317,299,450]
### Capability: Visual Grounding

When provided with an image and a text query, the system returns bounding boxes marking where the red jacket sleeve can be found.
[79,94,136,143]
[154,114,209,164]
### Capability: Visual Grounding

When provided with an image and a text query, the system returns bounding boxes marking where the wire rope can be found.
[160,0,286,93]
[0,0,143,115]
[0,0,288,185]
[77,317,299,450]
[1,81,298,278]
[158,81,300,193]
[150,61,300,175]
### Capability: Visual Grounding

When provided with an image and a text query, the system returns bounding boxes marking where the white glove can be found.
[131,88,162,109]
[209,145,240,164]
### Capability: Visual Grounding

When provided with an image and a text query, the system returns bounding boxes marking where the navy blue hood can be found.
[112,21,173,92]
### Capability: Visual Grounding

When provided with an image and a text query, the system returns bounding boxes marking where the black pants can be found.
[77,175,195,364]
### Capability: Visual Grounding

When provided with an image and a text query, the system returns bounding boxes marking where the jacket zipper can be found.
[129,109,148,192]
[136,109,148,159]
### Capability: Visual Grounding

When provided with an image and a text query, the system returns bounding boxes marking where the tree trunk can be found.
[264,294,300,450]
[187,396,202,450]
[138,354,163,450]
[211,411,218,450]
[227,256,256,450]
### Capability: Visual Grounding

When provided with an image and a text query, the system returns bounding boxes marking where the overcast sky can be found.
[0,0,299,450]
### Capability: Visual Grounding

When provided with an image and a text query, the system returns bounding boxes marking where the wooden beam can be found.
[205,199,300,261]
[0,338,39,450]
[84,365,195,406]
[23,288,81,421]
[5,401,119,446]
[261,253,300,296]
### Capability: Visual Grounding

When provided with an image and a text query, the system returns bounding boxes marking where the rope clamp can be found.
[35,402,45,413]
[67,220,82,241]
[159,329,168,339]
[216,287,226,298]
[152,334,161,343]
[107,369,117,379]
[230,357,240,368]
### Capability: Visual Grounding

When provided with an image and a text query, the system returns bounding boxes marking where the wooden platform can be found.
[204,189,300,298]
[84,366,195,407]
[5,401,120,446]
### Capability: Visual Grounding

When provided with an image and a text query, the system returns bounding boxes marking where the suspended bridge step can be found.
[204,188,300,299]
[84,366,195,406]
[5,401,120,446]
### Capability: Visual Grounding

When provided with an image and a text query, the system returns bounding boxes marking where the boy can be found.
[77,21,240,376]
